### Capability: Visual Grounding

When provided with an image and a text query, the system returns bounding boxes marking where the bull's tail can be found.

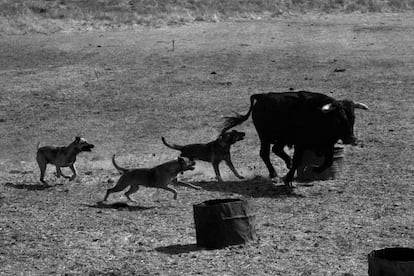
[112,154,128,174]
[161,137,184,151]
[221,94,261,133]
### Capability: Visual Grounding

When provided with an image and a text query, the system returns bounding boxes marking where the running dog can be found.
[103,155,199,202]
[161,130,245,182]
[36,136,94,185]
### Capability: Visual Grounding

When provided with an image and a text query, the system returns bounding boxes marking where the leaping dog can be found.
[103,155,200,202]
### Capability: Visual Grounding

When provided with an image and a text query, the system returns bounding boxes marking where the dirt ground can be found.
[0,13,413,275]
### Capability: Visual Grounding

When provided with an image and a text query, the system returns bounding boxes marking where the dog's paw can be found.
[40,180,49,186]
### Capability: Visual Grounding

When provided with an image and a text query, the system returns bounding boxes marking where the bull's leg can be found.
[313,146,334,174]
[272,143,292,169]
[283,147,305,187]
[260,142,277,178]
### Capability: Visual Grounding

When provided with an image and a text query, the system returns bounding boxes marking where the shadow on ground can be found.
[193,176,304,198]
[155,243,204,255]
[84,201,156,211]
[4,182,53,191]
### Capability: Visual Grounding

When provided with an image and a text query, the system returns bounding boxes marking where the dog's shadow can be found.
[155,243,203,255]
[84,201,156,211]
[193,176,304,198]
[4,182,53,191]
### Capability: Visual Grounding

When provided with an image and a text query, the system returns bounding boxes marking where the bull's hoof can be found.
[270,176,282,183]
[282,176,295,188]
[269,172,278,179]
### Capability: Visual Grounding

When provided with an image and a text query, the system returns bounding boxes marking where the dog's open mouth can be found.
[82,144,95,152]
[180,164,195,175]
[186,164,196,171]
[235,133,245,142]
[185,161,196,171]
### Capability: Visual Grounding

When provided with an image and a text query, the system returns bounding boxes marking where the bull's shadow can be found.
[192,176,303,198]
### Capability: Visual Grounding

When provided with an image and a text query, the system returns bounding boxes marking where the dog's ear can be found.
[220,132,232,144]
[75,136,81,143]
[177,156,185,163]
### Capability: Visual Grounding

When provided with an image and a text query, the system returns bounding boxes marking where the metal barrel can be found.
[193,198,256,249]
[368,247,414,276]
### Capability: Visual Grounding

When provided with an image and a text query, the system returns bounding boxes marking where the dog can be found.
[103,155,200,202]
[161,130,245,182]
[36,136,94,184]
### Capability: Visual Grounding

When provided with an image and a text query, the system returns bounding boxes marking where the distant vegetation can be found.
[1,0,414,34]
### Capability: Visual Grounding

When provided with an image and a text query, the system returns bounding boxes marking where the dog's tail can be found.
[112,154,128,174]
[221,94,262,134]
[161,137,183,151]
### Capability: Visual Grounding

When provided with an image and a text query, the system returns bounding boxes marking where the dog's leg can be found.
[55,166,71,179]
[212,162,224,183]
[37,156,48,184]
[225,157,244,179]
[180,182,202,190]
[103,177,128,202]
[172,178,201,190]
[159,186,178,200]
[103,188,116,202]
[68,164,77,181]
[124,184,139,203]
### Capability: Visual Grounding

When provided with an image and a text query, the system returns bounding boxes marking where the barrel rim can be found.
[368,247,414,263]
[194,198,246,208]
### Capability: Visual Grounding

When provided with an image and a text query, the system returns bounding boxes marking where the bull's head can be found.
[321,101,368,145]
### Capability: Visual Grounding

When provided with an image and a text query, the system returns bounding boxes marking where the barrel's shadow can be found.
[155,244,202,254]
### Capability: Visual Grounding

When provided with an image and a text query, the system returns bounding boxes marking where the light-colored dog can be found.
[36,136,94,184]
[103,155,200,202]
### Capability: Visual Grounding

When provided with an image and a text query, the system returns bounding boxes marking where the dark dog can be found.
[161,130,245,182]
[103,155,199,202]
[36,136,94,184]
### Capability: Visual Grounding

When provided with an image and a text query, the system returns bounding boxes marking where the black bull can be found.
[222,91,368,186]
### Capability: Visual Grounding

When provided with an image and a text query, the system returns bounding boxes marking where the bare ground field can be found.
[0,13,413,275]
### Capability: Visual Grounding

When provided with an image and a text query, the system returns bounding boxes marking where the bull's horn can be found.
[321,103,335,113]
[353,102,369,110]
